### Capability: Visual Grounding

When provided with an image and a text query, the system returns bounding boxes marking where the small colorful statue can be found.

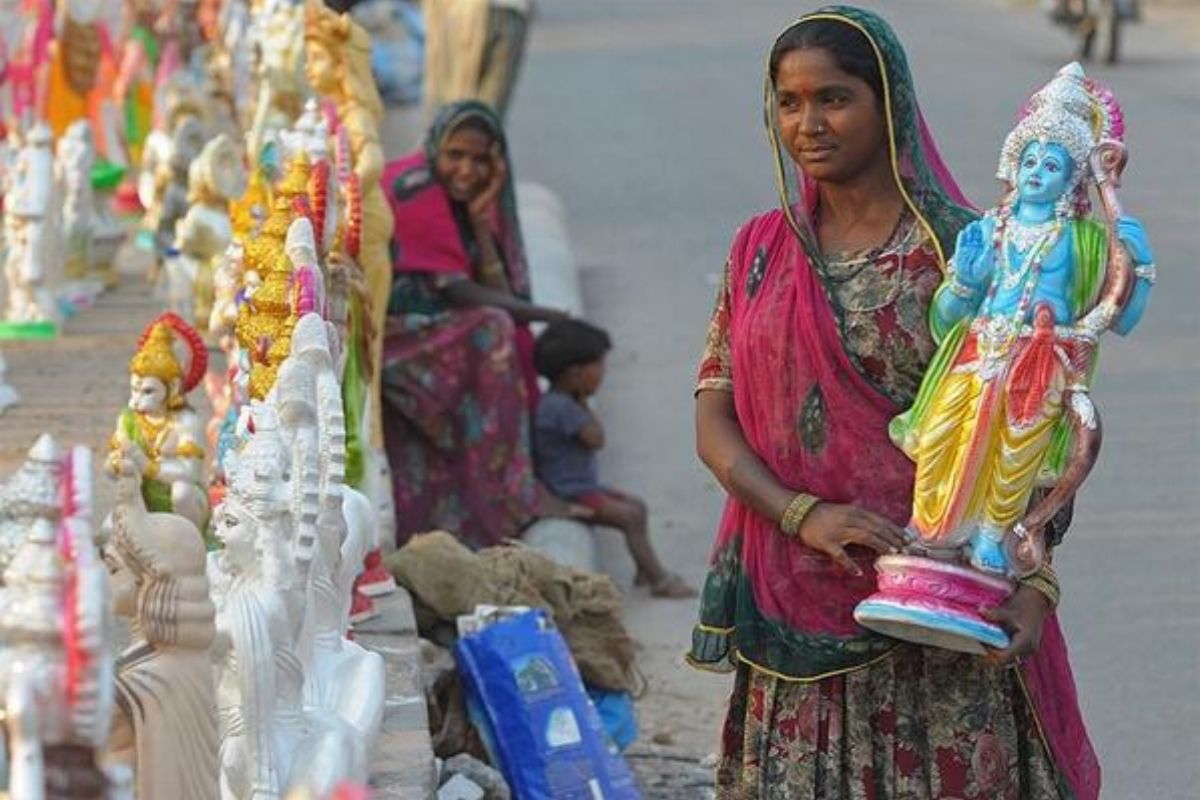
[107,312,210,532]
[106,448,219,800]
[304,0,394,457]
[856,63,1155,653]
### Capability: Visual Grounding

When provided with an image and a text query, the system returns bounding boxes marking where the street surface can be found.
[506,0,1199,796]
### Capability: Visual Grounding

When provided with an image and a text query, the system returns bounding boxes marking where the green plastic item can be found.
[91,160,128,190]
[0,320,59,340]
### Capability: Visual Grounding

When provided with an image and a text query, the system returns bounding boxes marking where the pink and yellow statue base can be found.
[855,555,1014,654]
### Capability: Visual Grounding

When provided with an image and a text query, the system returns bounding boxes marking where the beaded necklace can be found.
[977,208,1064,351]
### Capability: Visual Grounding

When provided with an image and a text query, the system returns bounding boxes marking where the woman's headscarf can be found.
[384,100,531,298]
[765,5,975,271]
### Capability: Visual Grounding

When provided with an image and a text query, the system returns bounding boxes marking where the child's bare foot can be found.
[648,571,696,599]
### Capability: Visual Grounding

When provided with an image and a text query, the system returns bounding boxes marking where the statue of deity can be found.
[166,134,248,328]
[247,0,306,158]
[105,452,218,800]
[281,314,384,743]
[208,403,366,800]
[0,441,120,799]
[138,85,207,275]
[0,435,63,571]
[2,123,63,331]
[304,0,394,457]
[0,349,18,412]
[856,63,1155,653]
[56,120,97,297]
[107,313,210,532]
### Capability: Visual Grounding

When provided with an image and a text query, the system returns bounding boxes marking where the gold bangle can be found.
[1019,563,1060,609]
[780,493,820,537]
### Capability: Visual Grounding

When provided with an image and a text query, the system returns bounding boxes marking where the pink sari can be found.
[692,7,1098,798]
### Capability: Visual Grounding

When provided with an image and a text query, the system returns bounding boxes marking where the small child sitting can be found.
[533,320,694,598]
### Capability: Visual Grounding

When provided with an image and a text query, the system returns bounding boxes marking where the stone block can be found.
[520,517,599,572]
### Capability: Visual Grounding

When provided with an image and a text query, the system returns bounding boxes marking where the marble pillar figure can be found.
[56,120,100,307]
[282,314,384,743]
[105,451,218,800]
[0,442,121,800]
[0,349,19,412]
[2,123,63,333]
[0,434,63,571]
[167,134,248,328]
[209,404,366,800]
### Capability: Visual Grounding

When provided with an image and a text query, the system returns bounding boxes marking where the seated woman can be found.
[381,100,569,548]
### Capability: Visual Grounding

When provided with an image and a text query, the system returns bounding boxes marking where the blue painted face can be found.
[1016,141,1074,206]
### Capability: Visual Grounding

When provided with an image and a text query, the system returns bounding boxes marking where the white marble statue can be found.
[105,449,219,800]
[166,134,248,327]
[2,123,63,326]
[0,442,121,799]
[282,314,384,742]
[209,402,368,800]
[0,349,18,412]
[56,119,103,309]
[0,434,63,572]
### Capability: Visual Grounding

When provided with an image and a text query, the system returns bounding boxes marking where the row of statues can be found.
[0,321,386,798]
[0,1,406,795]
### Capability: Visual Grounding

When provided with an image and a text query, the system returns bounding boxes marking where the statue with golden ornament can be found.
[304,0,394,461]
[166,133,248,328]
[107,312,210,532]
[105,447,219,800]
[855,64,1156,654]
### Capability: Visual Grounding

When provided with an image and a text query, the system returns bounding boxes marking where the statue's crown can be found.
[130,324,183,385]
[997,63,1125,189]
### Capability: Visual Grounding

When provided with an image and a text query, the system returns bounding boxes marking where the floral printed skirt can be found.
[382,304,543,549]
[716,645,1068,800]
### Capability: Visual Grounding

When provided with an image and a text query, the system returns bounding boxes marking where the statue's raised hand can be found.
[1117,215,1154,266]
[951,218,996,292]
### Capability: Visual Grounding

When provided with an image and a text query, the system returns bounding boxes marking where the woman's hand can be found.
[980,585,1052,667]
[796,502,906,576]
[469,146,508,224]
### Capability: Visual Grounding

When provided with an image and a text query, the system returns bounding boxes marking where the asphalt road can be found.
[506,0,1200,796]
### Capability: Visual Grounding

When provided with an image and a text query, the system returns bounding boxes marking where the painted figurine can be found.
[856,63,1155,652]
[105,448,219,800]
[107,313,210,532]
[304,0,394,456]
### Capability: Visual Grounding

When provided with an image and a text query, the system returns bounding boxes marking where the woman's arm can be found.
[696,390,798,523]
[440,279,566,324]
[697,389,904,571]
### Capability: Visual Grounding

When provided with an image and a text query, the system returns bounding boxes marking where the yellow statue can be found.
[305,0,394,453]
[235,195,295,400]
[107,314,210,532]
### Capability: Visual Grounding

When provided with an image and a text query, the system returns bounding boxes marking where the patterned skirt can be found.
[715,645,1068,800]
